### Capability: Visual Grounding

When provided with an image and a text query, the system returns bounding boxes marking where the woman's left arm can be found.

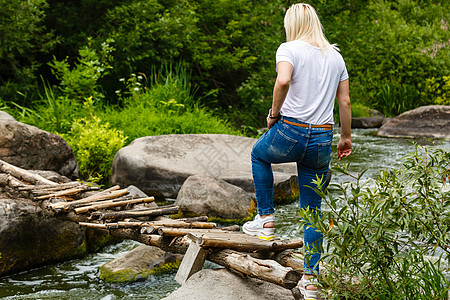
[268,61,293,129]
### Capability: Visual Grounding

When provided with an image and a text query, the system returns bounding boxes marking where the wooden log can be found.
[178,216,209,223]
[272,250,304,274]
[91,206,179,221]
[208,248,300,289]
[48,187,128,212]
[185,232,303,252]
[78,222,119,229]
[32,184,99,197]
[19,181,82,191]
[35,186,89,200]
[74,197,155,214]
[6,174,28,189]
[115,219,216,230]
[0,159,57,185]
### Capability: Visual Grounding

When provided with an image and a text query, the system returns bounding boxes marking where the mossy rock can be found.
[98,244,183,283]
[99,261,181,283]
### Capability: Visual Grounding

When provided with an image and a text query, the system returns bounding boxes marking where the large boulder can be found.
[0,197,87,276]
[0,119,78,178]
[162,268,295,300]
[111,134,297,201]
[175,175,252,220]
[99,244,183,283]
[376,105,450,139]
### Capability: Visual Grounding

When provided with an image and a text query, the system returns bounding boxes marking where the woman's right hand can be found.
[337,137,352,161]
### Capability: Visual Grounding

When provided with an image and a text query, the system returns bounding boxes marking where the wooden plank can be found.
[175,242,209,285]
[0,159,57,185]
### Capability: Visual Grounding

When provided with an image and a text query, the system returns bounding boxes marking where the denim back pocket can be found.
[317,139,332,167]
[268,129,297,158]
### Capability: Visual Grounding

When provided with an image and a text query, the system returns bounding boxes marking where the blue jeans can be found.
[251,116,333,275]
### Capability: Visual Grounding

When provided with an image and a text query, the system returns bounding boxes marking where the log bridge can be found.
[0,159,305,290]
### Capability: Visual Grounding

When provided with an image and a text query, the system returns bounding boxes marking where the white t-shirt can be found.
[276,40,348,125]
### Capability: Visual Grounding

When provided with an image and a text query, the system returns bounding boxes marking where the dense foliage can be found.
[301,144,450,299]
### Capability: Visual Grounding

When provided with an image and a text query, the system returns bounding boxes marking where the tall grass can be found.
[102,65,240,143]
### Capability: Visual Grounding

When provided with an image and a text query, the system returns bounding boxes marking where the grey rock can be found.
[162,268,294,300]
[111,134,297,200]
[176,175,252,220]
[351,116,384,128]
[99,244,183,283]
[0,197,85,276]
[0,119,78,178]
[376,105,450,139]
[351,109,384,128]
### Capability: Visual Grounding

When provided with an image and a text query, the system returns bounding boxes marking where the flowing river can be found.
[1,129,449,299]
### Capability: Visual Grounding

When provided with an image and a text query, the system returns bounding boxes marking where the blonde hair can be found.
[284,3,338,53]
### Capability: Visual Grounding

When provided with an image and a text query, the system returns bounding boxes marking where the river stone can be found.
[175,175,252,220]
[0,111,15,121]
[376,105,450,139]
[0,197,86,276]
[99,244,183,283]
[351,109,384,128]
[162,268,295,300]
[111,134,297,201]
[0,119,78,178]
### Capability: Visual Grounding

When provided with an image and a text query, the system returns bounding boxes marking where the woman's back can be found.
[277,40,348,125]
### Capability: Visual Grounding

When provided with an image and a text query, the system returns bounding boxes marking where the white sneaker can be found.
[242,214,275,241]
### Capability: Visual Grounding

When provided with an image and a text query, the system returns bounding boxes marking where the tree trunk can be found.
[208,249,301,289]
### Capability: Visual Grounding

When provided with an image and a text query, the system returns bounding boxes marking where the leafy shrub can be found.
[300,144,450,299]
[422,76,450,106]
[64,116,127,183]
[48,38,114,103]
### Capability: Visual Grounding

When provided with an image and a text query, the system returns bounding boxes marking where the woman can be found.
[242,3,352,300]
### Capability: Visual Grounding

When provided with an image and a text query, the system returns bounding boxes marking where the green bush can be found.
[300,144,450,299]
[48,38,114,103]
[64,116,127,183]
[422,76,450,106]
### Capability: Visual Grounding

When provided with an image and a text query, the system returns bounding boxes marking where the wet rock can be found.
[111,134,297,202]
[376,105,450,139]
[0,197,86,276]
[99,244,183,283]
[0,119,78,178]
[351,109,384,128]
[162,268,295,300]
[175,175,252,220]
